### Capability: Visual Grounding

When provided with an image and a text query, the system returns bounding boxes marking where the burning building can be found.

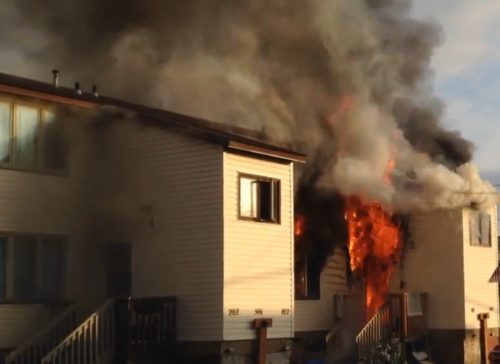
[0,1,499,363]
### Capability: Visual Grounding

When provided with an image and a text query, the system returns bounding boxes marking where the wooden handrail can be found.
[6,303,77,364]
[41,299,116,364]
[356,294,405,362]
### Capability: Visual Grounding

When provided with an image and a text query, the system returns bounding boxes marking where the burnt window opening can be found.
[239,174,280,223]
[295,244,321,300]
[470,211,491,247]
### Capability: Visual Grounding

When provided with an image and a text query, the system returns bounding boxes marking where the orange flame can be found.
[344,197,402,319]
[295,214,306,237]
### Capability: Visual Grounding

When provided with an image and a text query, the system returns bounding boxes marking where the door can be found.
[105,242,132,299]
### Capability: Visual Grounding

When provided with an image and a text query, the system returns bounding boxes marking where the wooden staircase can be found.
[5,303,78,364]
[355,293,431,363]
[356,294,406,363]
[5,297,177,364]
[41,299,115,364]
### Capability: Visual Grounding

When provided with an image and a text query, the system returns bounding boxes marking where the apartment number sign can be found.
[226,308,291,316]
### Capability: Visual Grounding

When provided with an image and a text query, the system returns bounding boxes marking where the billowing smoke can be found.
[1,0,494,214]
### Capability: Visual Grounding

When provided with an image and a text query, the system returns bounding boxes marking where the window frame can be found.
[294,250,321,301]
[0,232,68,304]
[0,98,67,176]
[469,210,492,247]
[0,101,13,166]
[237,172,281,224]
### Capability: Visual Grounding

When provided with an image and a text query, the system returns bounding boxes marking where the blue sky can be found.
[412,1,500,183]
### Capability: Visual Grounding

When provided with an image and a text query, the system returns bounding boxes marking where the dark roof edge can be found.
[227,141,306,163]
[0,72,306,163]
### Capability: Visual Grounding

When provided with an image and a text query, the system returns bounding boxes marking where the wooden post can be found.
[401,293,409,360]
[478,313,490,364]
[254,318,273,364]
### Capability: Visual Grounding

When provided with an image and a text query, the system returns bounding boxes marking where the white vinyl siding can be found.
[0,169,69,234]
[223,152,293,340]
[463,207,499,329]
[390,209,466,329]
[0,304,50,348]
[294,248,350,332]
[0,166,69,348]
[0,106,225,346]
[99,120,223,341]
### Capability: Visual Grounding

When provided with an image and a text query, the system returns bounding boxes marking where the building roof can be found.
[0,72,306,163]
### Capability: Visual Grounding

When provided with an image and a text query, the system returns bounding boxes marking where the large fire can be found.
[344,197,402,318]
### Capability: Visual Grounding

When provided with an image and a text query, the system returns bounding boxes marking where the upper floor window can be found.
[470,211,491,247]
[0,102,66,174]
[239,174,280,223]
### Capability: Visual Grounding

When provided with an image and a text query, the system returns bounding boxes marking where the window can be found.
[0,102,66,174]
[0,103,11,164]
[295,249,321,300]
[39,238,66,300]
[239,174,280,223]
[0,238,6,300]
[40,110,67,172]
[15,106,39,169]
[470,211,491,247]
[13,237,37,300]
[0,234,67,302]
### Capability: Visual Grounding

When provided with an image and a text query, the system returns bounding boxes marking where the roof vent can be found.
[52,69,60,88]
[74,82,82,95]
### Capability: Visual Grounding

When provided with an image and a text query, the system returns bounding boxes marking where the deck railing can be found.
[39,296,176,364]
[6,303,77,364]
[115,296,177,362]
[356,294,405,362]
[41,299,115,364]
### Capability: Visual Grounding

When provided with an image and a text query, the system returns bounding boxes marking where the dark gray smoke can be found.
[0,0,495,213]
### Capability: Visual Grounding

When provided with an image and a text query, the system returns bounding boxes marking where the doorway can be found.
[105,242,132,299]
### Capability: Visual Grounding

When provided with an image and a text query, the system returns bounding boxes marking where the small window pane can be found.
[40,110,66,173]
[0,237,7,299]
[240,177,257,218]
[0,103,11,163]
[15,106,39,169]
[470,212,480,245]
[259,181,272,220]
[480,213,491,246]
[12,237,37,301]
[39,238,66,300]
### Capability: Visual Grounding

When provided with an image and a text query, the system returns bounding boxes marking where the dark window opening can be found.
[239,174,280,223]
[0,238,6,300]
[12,237,37,301]
[40,110,67,173]
[295,249,321,300]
